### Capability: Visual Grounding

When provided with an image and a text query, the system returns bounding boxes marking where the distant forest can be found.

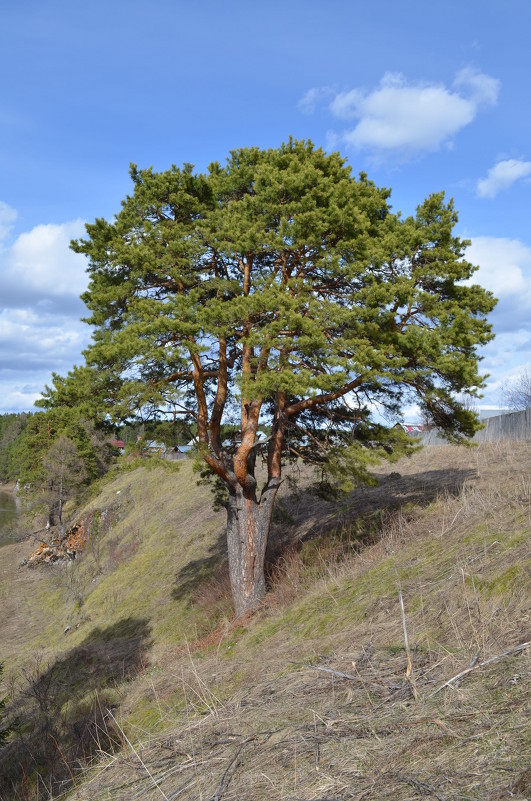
[0,412,193,485]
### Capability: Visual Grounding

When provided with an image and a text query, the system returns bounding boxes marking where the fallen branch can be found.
[392,772,447,801]
[306,665,358,681]
[28,528,50,545]
[209,737,255,801]
[430,641,531,697]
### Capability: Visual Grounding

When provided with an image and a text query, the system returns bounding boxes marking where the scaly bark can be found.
[226,478,280,618]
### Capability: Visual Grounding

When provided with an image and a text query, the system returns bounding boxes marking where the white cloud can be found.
[0,386,44,413]
[461,236,531,407]
[400,402,422,423]
[300,68,499,157]
[1,220,88,309]
[329,88,364,119]
[479,332,531,406]
[453,66,500,106]
[0,217,92,412]
[297,86,336,115]
[0,310,87,371]
[325,129,340,152]
[466,236,531,332]
[477,159,531,198]
[0,201,17,243]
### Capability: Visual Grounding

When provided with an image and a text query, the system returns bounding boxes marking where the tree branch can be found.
[285,375,365,417]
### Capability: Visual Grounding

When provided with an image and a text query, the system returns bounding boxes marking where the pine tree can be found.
[72,140,496,616]
[10,406,113,527]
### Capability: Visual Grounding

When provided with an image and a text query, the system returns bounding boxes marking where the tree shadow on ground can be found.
[267,466,478,559]
[171,466,477,607]
[0,617,152,801]
[172,529,227,602]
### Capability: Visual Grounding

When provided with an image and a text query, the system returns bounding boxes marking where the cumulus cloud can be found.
[0,308,87,365]
[297,86,335,115]
[0,201,17,243]
[453,66,500,106]
[479,331,531,407]
[0,220,88,312]
[455,236,531,407]
[477,159,531,198]
[466,236,531,333]
[299,68,499,156]
[329,88,365,119]
[0,217,92,412]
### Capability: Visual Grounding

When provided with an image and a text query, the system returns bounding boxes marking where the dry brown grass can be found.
[1,442,530,800]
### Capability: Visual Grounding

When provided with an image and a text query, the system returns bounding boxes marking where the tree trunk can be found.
[226,480,280,618]
[48,498,61,528]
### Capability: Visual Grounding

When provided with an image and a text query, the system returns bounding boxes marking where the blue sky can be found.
[1,0,530,416]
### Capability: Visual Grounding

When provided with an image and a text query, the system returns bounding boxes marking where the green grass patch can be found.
[478,561,530,597]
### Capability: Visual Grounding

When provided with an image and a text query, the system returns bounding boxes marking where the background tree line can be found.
[0,400,196,530]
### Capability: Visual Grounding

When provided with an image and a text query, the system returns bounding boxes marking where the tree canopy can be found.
[72,139,496,615]
[10,398,114,527]
[0,413,29,482]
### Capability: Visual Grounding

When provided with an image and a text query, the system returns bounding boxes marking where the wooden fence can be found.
[421,407,531,445]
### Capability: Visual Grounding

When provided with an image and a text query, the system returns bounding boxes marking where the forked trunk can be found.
[226,481,280,618]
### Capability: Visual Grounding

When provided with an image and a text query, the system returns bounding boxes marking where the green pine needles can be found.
[69,139,496,614]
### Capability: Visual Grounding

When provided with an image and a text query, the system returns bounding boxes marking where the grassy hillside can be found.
[0,442,529,800]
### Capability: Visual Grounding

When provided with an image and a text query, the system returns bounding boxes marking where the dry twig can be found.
[397,579,419,702]
[209,736,255,801]
[305,665,358,681]
[106,709,170,800]
[429,640,530,696]
[392,771,447,801]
